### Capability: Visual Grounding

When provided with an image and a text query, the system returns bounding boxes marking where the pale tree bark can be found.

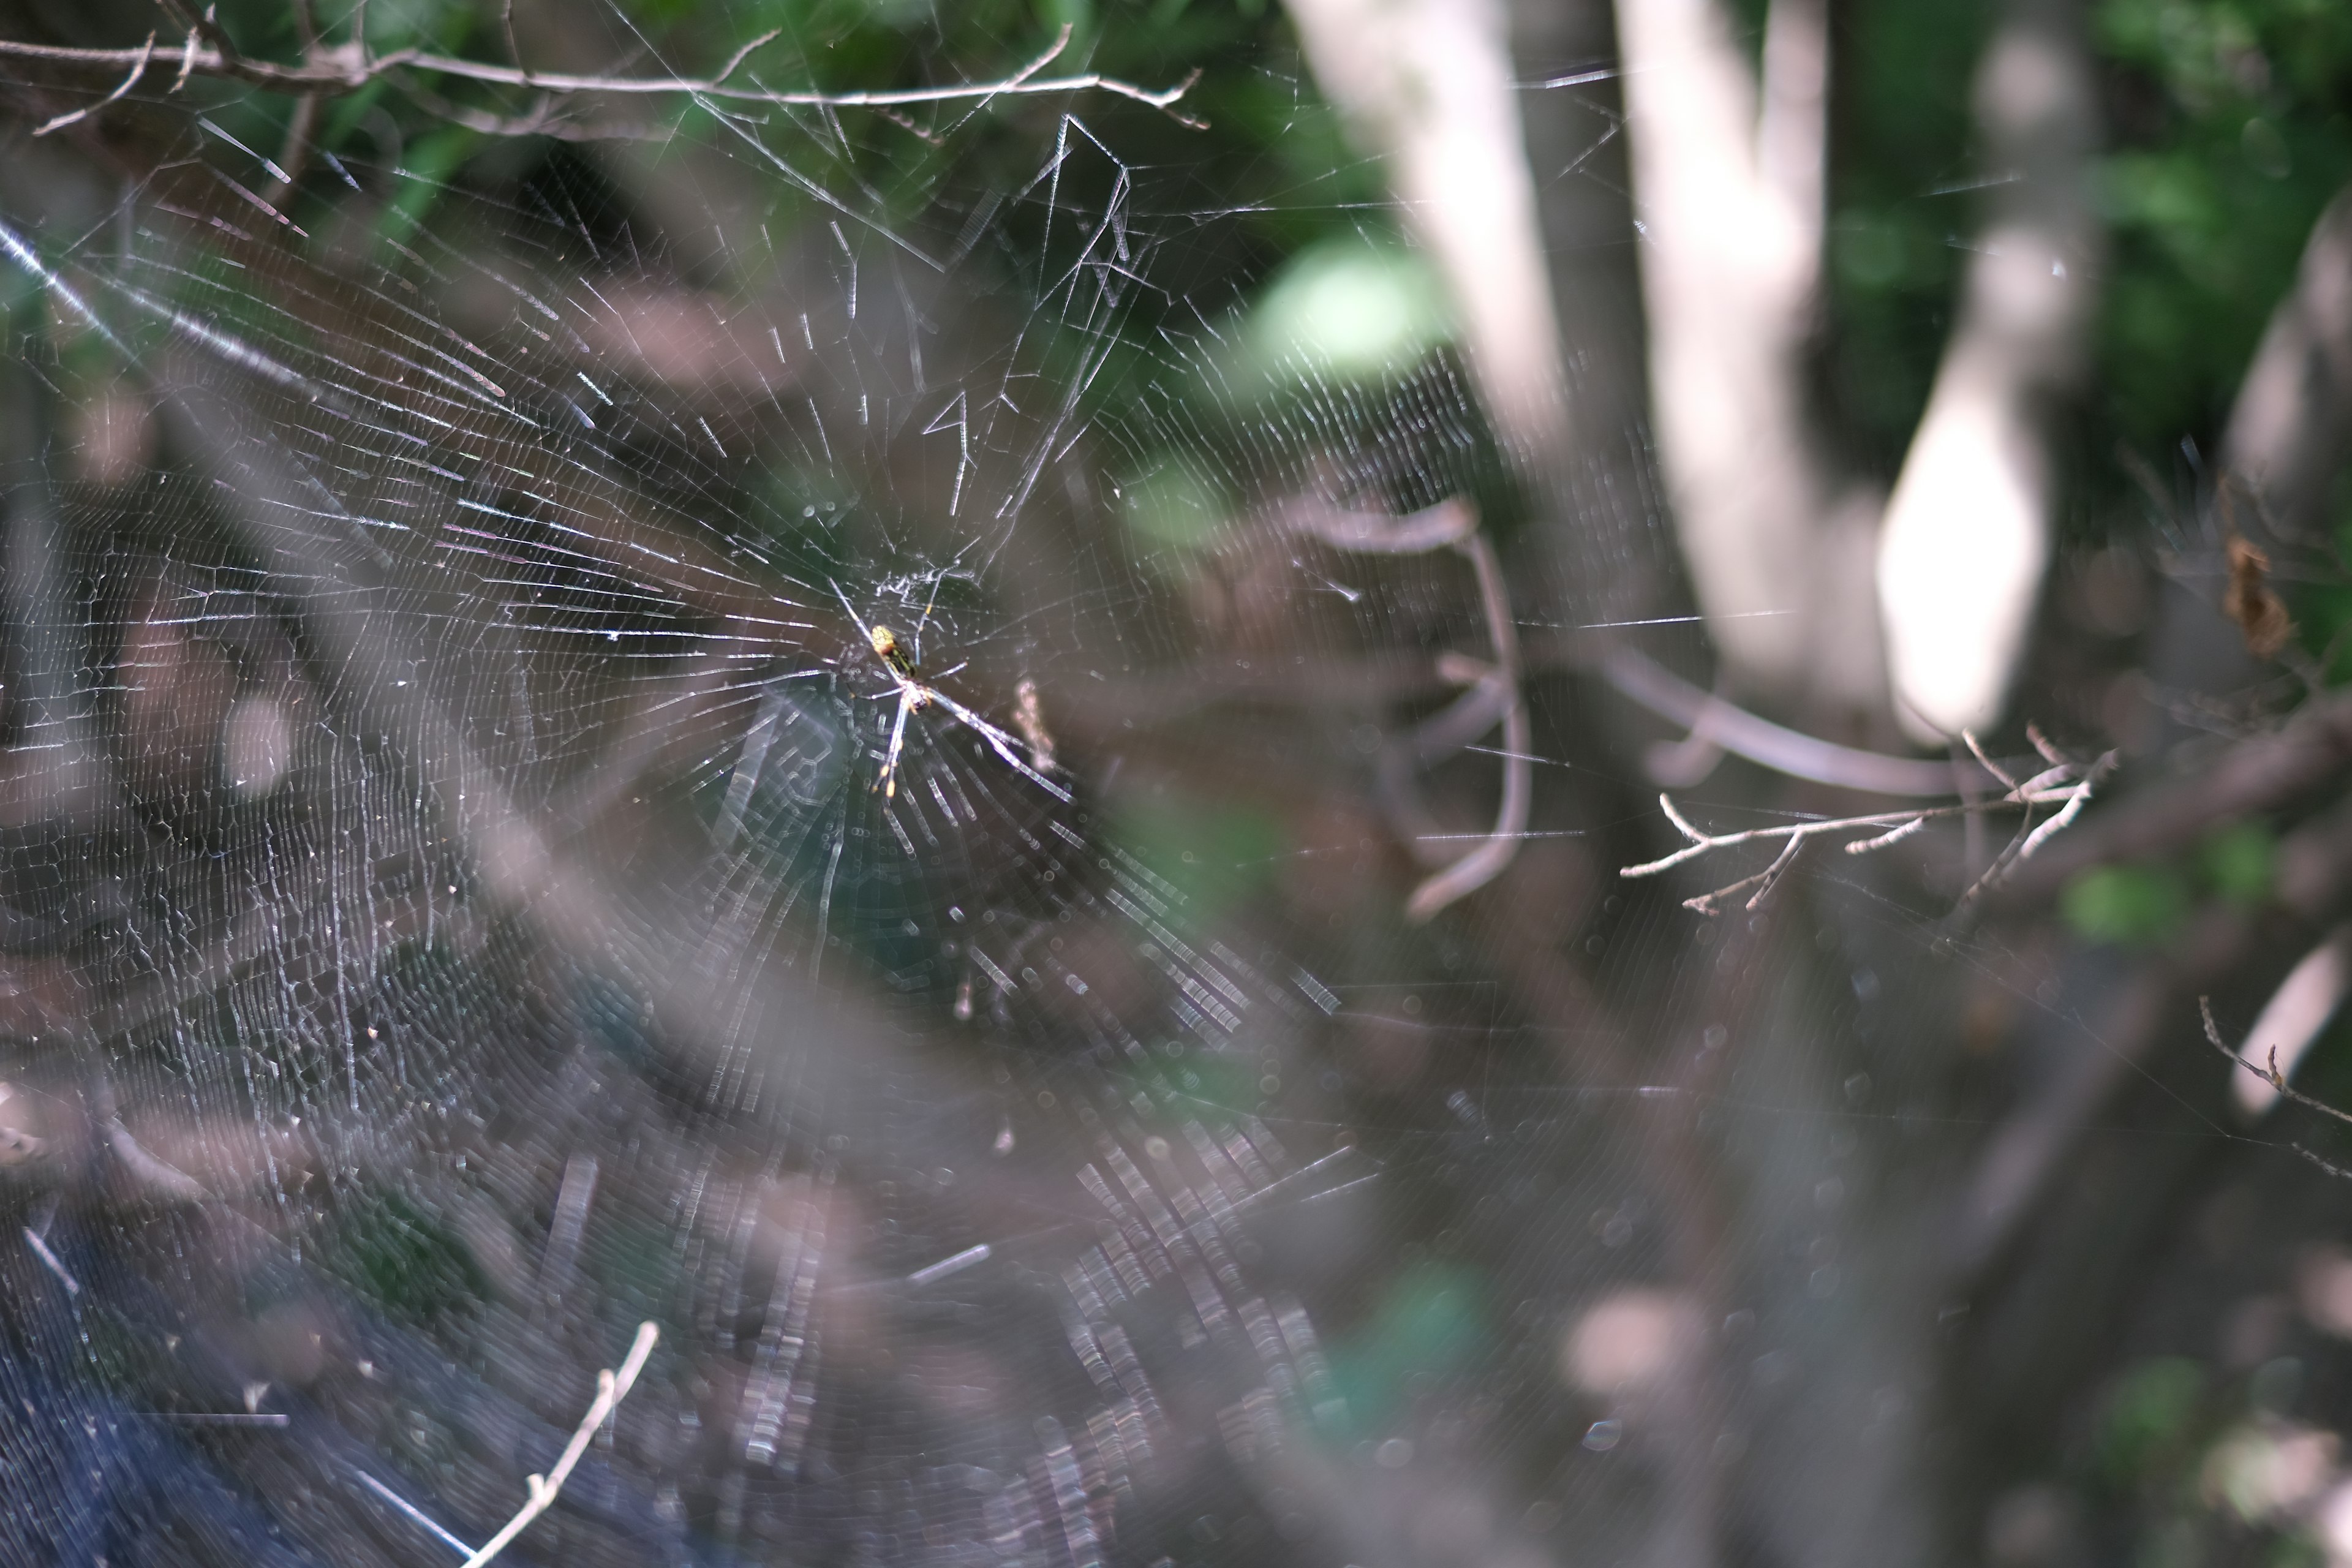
[1280,0,1570,472]
[1612,0,1883,712]
[2223,184,2352,540]
[1618,0,2097,734]
[1613,0,1822,697]
[1875,0,2099,738]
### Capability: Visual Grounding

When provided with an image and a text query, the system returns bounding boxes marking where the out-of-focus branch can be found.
[1757,0,1827,304]
[0,24,1203,123]
[1948,793,2352,1282]
[1990,684,2352,905]
[1289,497,1531,920]
[1600,646,2008,796]
[458,1322,658,1568]
[1280,0,1569,469]
[1622,736,2105,913]
[1875,0,2099,739]
[2223,184,2352,539]
[29,31,151,136]
[1613,0,1849,703]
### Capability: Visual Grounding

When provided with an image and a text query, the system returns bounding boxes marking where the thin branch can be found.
[710,26,782,86]
[32,31,153,136]
[1962,728,2019,793]
[2293,1143,2352,1180]
[1599,647,2014,797]
[1956,750,2119,908]
[1289,496,1529,920]
[1991,685,2352,905]
[1404,530,1531,921]
[152,0,238,66]
[1623,742,2108,914]
[458,1321,659,1568]
[391,77,662,141]
[2200,995,2352,1135]
[0,23,1205,121]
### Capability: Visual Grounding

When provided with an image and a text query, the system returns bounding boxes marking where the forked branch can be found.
[1289,497,1530,921]
[1621,729,2111,914]
[458,1321,660,1568]
[2201,997,2352,1182]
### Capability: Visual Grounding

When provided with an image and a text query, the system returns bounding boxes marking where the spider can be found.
[831,582,1068,804]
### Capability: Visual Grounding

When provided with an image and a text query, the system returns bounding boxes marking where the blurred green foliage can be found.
[2297,519,2352,681]
[1811,0,2352,532]
[2095,0,2352,461]
[2059,818,2278,943]
[2062,862,2192,944]
[2199,818,2277,905]
[1322,1262,1488,1436]
[1109,796,1284,921]
[321,1188,490,1325]
[1816,2,1991,478]
[2096,1355,2209,1488]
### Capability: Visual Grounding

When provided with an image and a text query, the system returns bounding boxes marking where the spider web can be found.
[0,12,2045,1568]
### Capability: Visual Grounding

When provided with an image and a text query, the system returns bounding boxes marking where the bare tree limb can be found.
[1281,0,1569,468]
[2224,924,2352,1118]
[1613,0,1856,705]
[1599,646,2008,797]
[0,24,1204,123]
[1875,0,2100,737]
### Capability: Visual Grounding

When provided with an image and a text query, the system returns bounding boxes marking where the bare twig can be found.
[1622,741,2109,914]
[1991,685,2352,905]
[32,31,153,136]
[2200,995,2352,1137]
[458,1321,659,1568]
[0,23,1204,122]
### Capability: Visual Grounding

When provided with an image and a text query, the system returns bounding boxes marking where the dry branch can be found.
[1990,685,2352,906]
[1621,733,2109,914]
[2201,996,2352,1136]
[458,1321,659,1568]
[0,24,1203,126]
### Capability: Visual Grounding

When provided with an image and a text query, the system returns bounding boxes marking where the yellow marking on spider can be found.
[832,581,1069,805]
[868,623,920,686]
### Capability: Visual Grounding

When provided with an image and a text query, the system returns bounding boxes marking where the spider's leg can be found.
[930,690,1071,802]
[717,680,787,847]
[912,575,944,665]
[829,580,869,646]
[878,684,916,799]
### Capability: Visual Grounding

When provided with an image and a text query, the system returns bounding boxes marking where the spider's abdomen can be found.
[869,623,916,680]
